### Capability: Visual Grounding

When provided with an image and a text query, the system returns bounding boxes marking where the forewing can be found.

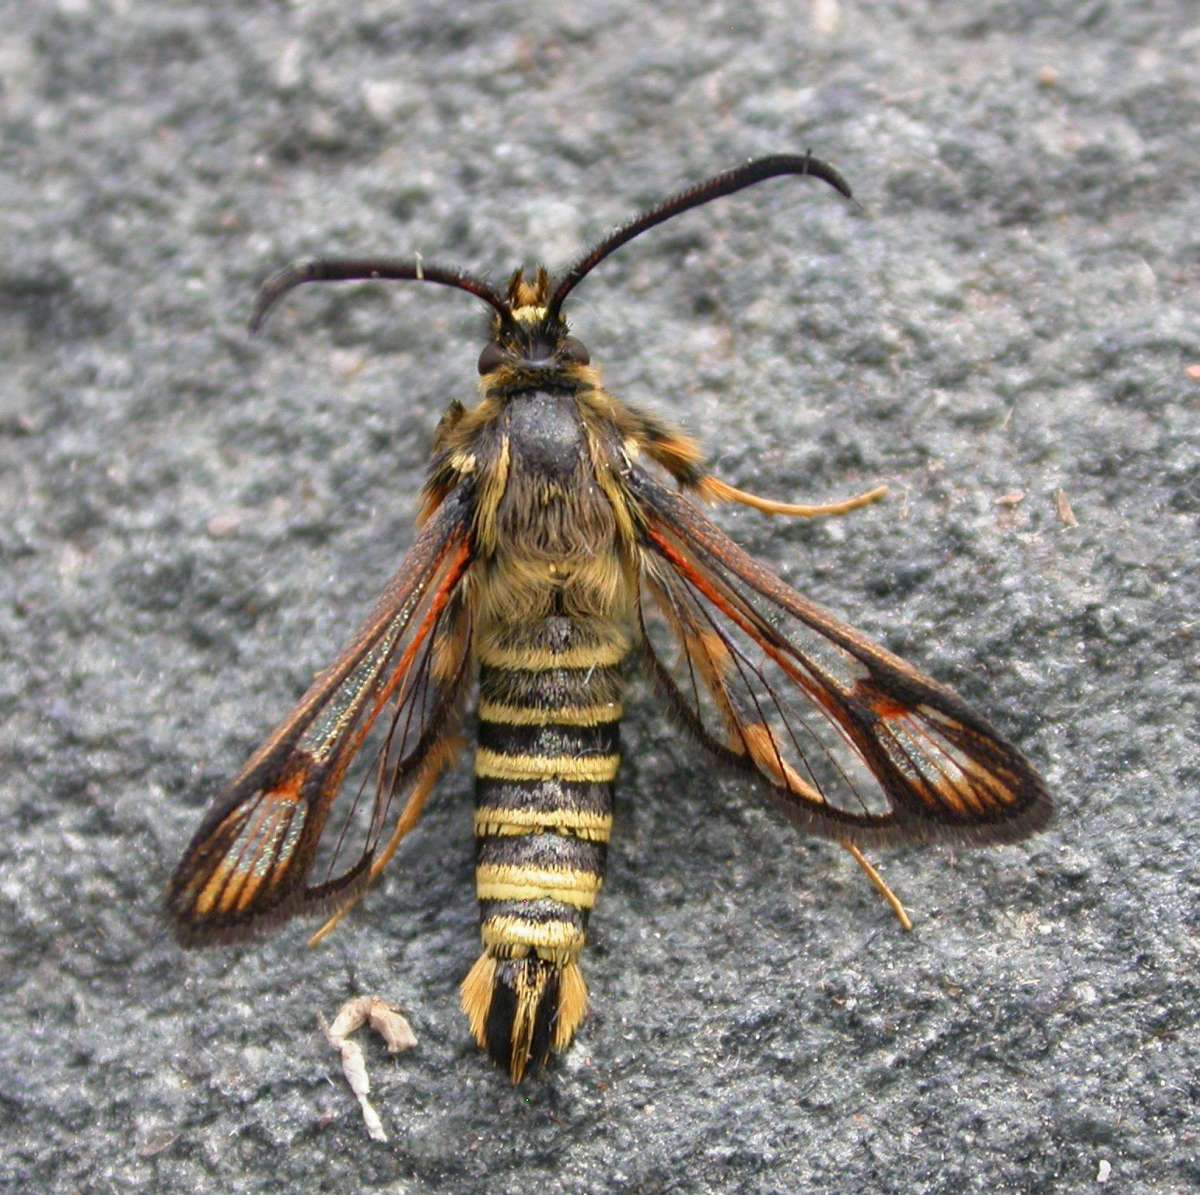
[630,469,1051,846]
[167,488,475,944]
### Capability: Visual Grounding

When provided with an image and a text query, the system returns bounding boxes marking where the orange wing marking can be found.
[194,769,308,916]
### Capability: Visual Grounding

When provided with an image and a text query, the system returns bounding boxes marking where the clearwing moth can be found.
[168,153,1051,1082]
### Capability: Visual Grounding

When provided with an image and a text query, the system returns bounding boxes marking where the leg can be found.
[840,839,913,931]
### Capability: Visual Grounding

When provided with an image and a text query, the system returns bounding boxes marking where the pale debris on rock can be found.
[320,996,418,1143]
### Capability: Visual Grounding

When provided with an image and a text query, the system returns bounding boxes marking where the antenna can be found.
[249,258,513,334]
[545,152,853,321]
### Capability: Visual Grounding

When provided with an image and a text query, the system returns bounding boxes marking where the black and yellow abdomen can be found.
[461,617,628,1081]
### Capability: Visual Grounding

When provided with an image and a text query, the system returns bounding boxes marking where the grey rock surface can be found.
[2,2,1197,1192]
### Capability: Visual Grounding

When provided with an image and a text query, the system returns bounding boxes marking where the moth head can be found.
[476,267,590,377]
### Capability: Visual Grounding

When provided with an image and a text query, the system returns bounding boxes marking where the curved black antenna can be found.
[545,152,855,321]
[249,257,513,334]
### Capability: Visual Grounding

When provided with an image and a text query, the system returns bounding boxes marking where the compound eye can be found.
[560,335,590,365]
[477,342,507,375]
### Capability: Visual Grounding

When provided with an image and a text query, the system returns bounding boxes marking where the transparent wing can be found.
[630,469,1051,847]
[167,488,475,944]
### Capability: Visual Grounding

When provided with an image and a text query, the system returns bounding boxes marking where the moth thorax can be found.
[506,393,585,480]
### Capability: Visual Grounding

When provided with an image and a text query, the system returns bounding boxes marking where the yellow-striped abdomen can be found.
[461,616,627,1081]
